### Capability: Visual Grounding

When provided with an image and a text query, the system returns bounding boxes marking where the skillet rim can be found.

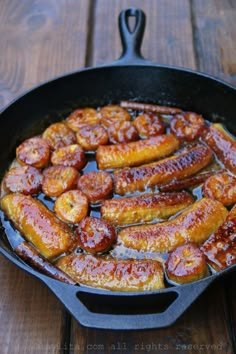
[0,61,235,117]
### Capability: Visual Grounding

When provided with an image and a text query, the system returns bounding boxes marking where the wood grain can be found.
[0,257,64,354]
[0,0,90,109]
[224,272,236,352]
[192,0,236,85]
[91,0,196,69]
[192,1,236,346]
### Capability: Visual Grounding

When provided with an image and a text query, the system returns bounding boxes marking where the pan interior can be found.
[0,64,235,287]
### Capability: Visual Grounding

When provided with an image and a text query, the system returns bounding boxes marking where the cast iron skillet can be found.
[0,8,235,330]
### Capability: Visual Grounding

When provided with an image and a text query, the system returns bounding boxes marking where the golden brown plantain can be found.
[54,190,88,224]
[0,193,76,259]
[16,136,50,168]
[101,191,194,226]
[96,134,179,170]
[56,253,164,291]
[200,204,236,271]
[165,243,208,284]
[170,112,206,142]
[42,122,76,150]
[114,144,213,195]
[203,123,236,174]
[202,171,236,206]
[133,113,165,138]
[99,105,131,127]
[3,166,42,195]
[76,217,116,254]
[118,198,228,253]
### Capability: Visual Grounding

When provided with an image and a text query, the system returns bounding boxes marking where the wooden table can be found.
[0,1,235,353]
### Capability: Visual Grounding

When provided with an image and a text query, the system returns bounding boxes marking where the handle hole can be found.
[77,291,178,315]
[127,15,137,34]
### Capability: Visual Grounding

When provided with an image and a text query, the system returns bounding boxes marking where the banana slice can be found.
[51,144,86,170]
[108,121,138,144]
[76,216,116,254]
[133,113,165,138]
[203,172,236,206]
[76,124,108,151]
[99,105,130,128]
[165,243,208,284]
[170,112,206,141]
[16,136,50,168]
[67,108,100,131]
[42,165,79,197]
[42,122,76,150]
[3,166,42,195]
[77,171,113,203]
[54,190,88,224]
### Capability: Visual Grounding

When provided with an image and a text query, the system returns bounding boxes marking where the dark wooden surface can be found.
[0,1,235,353]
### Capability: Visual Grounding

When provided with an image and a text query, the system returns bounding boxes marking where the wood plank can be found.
[71,0,235,351]
[0,256,64,354]
[91,0,196,69]
[193,0,236,347]
[231,275,236,351]
[0,0,90,108]
[192,0,236,85]
[0,1,90,353]
[224,273,236,353]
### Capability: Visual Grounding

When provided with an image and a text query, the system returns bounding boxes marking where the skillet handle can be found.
[115,8,148,65]
[45,277,214,330]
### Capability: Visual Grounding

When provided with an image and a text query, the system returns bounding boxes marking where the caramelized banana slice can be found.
[42,122,76,150]
[203,123,236,174]
[76,124,108,151]
[77,171,113,203]
[51,144,86,170]
[96,134,179,170]
[118,198,228,253]
[107,121,138,144]
[54,190,88,224]
[133,113,165,138]
[114,144,213,195]
[201,204,236,271]
[202,172,236,206]
[16,136,50,168]
[56,253,164,291]
[99,105,131,127]
[76,217,116,254]
[170,112,206,141]
[166,243,208,284]
[101,191,194,226]
[3,166,42,195]
[0,193,76,259]
[42,165,79,197]
[67,108,100,131]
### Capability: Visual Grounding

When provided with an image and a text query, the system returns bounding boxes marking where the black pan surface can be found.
[0,8,235,330]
